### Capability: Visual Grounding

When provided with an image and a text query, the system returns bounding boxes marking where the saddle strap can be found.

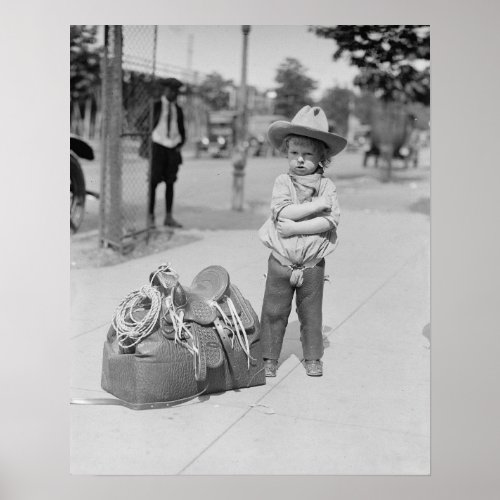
[191,329,207,382]
[213,318,245,383]
[190,323,224,375]
[70,383,208,410]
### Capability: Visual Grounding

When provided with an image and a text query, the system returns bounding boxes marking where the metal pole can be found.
[152,25,158,77]
[231,25,251,211]
[146,26,158,241]
[98,25,109,247]
[107,25,124,247]
[239,25,250,145]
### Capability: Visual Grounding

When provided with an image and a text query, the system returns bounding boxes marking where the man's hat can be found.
[163,77,183,90]
[267,105,347,156]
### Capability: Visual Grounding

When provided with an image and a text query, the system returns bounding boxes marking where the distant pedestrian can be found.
[147,77,186,228]
[403,114,421,169]
[258,105,347,377]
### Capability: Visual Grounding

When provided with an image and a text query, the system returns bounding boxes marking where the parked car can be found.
[70,134,97,233]
[247,114,286,157]
[195,110,237,158]
[195,133,232,158]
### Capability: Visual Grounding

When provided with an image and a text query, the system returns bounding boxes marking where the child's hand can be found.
[314,196,332,212]
[277,219,296,237]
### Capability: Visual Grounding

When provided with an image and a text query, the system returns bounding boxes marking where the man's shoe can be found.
[163,216,183,228]
[305,360,323,377]
[264,359,278,377]
[148,215,156,229]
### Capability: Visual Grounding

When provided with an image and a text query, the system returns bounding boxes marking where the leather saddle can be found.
[170,265,230,325]
[147,265,255,381]
[153,265,244,327]
[104,263,264,405]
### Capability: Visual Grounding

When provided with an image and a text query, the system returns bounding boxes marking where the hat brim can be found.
[267,122,347,157]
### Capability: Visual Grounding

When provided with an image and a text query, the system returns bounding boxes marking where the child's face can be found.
[287,139,322,176]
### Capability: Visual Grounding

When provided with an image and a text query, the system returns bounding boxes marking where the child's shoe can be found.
[305,360,323,377]
[264,359,278,377]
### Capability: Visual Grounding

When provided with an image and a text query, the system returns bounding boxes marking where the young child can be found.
[258,105,347,377]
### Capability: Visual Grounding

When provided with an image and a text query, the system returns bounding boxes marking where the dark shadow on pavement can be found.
[422,323,431,349]
[384,174,430,184]
[175,203,268,231]
[278,321,332,368]
[334,172,373,181]
[409,197,430,216]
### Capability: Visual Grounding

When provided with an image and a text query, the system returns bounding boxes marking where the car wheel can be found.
[70,154,86,233]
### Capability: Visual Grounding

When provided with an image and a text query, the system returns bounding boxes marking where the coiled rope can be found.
[112,263,177,349]
[112,284,163,349]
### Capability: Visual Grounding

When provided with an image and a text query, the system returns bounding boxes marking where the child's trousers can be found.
[260,254,325,361]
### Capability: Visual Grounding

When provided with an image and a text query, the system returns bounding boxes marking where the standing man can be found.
[148,77,186,228]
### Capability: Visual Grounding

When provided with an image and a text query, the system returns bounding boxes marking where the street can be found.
[75,147,430,237]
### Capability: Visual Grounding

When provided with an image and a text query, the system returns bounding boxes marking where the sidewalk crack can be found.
[177,246,426,475]
[70,322,109,339]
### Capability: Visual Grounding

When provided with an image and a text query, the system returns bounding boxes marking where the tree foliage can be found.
[274,57,318,118]
[70,25,102,104]
[311,25,430,105]
[319,87,355,135]
[196,72,234,111]
[352,91,380,126]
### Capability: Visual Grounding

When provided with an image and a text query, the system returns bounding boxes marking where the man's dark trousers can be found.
[148,142,182,217]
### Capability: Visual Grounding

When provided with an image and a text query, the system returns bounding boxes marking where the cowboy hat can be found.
[267,105,347,156]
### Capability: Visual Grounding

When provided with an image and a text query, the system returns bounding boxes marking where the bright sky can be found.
[119,25,359,99]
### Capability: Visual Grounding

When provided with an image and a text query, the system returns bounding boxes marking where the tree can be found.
[70,25,102,104]
[70,25,103,137]
[352,91,379,126]
[274,57,318,118]
[319,86,355,135]
[311,25,430,105]
[197,72,234,111]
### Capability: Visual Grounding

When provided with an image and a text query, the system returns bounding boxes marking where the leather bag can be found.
[101,266,265,404]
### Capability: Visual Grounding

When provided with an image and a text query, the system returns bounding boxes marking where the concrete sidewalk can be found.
[70,209,430,475]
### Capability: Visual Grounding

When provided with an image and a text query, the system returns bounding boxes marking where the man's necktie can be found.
[166,102,172,137]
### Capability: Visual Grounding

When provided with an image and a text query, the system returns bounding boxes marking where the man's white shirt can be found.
[152,96,182,148]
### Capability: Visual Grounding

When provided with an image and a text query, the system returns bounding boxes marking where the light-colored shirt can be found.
[259,172,340,267]
[152,96,182,148]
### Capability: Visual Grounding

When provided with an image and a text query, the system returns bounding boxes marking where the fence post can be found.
[145,26,158,240]
[100,25,124,249]
[98,26,109,247]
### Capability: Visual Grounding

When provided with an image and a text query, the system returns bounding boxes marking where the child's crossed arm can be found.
[270,175,340,238]
[276,216,333,237]
[278,195,332,221]
[277,194,336,237]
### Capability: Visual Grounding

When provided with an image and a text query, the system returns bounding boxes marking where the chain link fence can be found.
[99,25,212,251]
[99,25,156,250]
[121,25,158,243]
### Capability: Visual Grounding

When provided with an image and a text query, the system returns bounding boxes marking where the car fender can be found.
[70,139,99,199]
[70,134,95,161]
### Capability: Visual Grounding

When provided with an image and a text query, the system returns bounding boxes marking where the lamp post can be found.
[231,25,251,211]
